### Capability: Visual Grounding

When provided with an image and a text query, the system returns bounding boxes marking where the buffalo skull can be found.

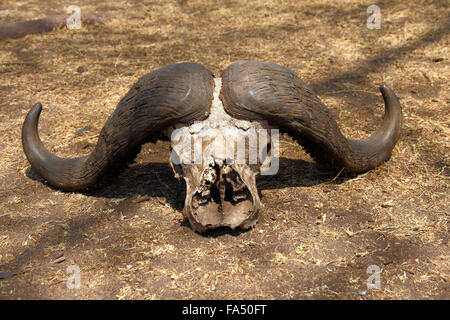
[22,60,402,233]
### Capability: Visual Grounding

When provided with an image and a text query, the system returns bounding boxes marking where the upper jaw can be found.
[183,162,261,233]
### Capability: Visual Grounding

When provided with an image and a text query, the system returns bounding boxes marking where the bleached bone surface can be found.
[170,78,270,166]
[168,78,272,232]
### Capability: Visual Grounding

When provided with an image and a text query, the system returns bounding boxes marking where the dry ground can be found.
[0,0,448,299]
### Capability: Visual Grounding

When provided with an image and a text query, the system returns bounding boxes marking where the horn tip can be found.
[27,102,43,120]
[379,83,390,92]
[379,83,400,103]
[33,102,43,111]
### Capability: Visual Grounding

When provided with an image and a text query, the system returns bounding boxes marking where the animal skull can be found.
[169,78,278,232]
[22,60,402,233]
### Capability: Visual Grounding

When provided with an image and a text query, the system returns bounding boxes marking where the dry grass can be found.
[0,0,449,299]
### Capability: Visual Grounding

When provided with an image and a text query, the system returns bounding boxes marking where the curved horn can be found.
[220,60,402,173]
[22,63,214,191]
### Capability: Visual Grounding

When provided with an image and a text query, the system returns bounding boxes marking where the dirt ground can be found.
[0,0,448,299]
